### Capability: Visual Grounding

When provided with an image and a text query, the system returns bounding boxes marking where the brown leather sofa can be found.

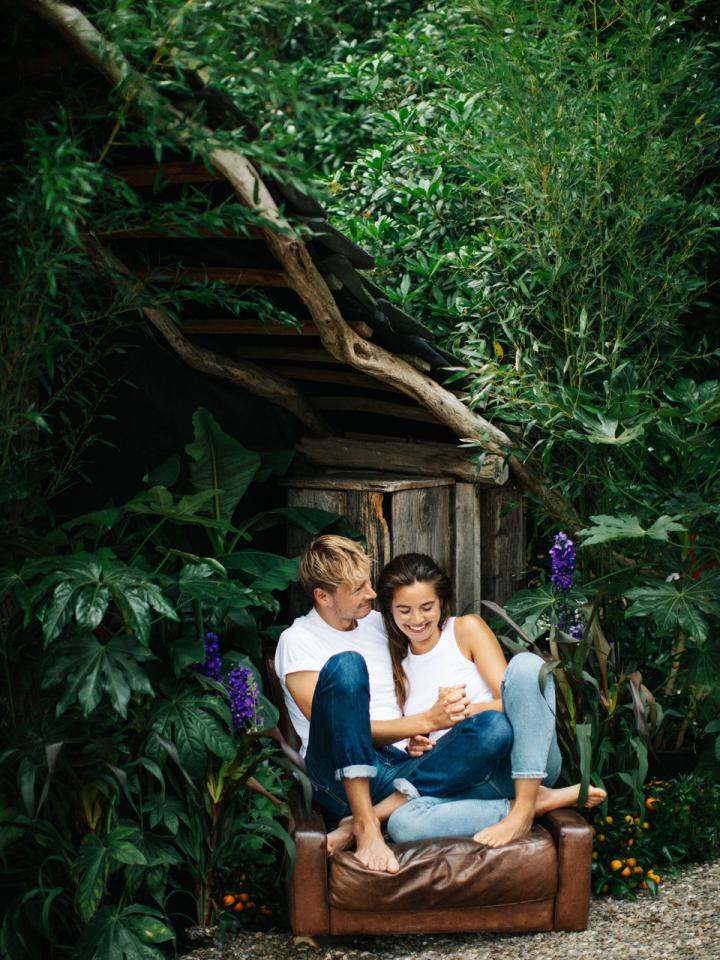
[267,660,593,936]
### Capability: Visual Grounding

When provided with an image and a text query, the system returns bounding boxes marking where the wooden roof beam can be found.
[297,436,509,487]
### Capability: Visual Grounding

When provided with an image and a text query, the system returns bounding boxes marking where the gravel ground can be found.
[183,858,719,960]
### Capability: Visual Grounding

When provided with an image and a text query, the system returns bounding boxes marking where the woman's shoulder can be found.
[454,613,492,636]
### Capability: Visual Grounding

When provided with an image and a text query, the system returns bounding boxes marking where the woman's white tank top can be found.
[402,617,494,741]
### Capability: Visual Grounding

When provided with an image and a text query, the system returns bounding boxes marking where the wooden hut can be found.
[5,0,533,610]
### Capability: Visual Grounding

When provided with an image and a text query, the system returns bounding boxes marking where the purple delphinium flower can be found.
[195,631,223,682]
[569,622,583,642]
[227,666,258,732]
[549,532,576,592]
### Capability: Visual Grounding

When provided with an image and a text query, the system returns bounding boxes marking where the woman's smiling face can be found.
[391,580,442,650]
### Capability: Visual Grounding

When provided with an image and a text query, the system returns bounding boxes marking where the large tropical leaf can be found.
[223,551,299,592]
[577,513,685,546]
[625,573,720,643]
[42,634,155,718]
[149,680,235,777]
[185,408,261,525]
[76,905,167,960]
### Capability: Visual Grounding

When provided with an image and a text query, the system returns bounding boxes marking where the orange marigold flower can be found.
[645,797,659,810]
[222,895,235,907]
[233,902,244,912]
[610,859,623,871]
[621,867,632,877]
[633,866,643,874]
[627,858,637,867]
[239,893,249,902]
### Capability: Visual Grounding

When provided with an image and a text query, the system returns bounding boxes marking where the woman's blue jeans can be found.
[387,651,562,841]
[304,651,514,820]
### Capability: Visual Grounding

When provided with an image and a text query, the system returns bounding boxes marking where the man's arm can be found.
[285,670,319,721]
[371,685,470,746]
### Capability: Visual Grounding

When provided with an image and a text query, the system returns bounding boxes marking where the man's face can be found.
[315,576,377,630]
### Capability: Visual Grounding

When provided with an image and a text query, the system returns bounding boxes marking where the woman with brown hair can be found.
[376,553,605,846]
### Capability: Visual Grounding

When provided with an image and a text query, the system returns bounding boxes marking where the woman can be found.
[376,553,605,846]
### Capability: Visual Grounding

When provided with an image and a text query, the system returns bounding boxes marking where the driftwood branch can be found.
[87,244,331,436]
[297,435,509,486]
[21,0,581,529]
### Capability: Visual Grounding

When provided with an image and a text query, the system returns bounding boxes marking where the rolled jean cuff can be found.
[335,764,377,782]
[393,777,420,799]
[511,770,547,779]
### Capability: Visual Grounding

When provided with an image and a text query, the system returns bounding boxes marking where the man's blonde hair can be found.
[298,535,371,596]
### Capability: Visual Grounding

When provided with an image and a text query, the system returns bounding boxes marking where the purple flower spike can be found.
[227,666,258,731]
[569,622,583,642]
[549,532,576,592]
[195,631,223,682]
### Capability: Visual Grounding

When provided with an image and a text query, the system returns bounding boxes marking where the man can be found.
[274,535,513,873]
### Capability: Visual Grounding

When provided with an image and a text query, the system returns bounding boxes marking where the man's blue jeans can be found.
[386,651,562,841]
[304,651,514,820]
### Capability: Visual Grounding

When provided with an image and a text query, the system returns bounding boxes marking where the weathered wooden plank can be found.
[136,266,289,286]
[286,487,341,617]
[391,486,453,579]
[310,397,439,424]
[110,161,225,185]
[297,436,509,487]
[281,475,453,493]
[285,486,391,616]
[479,487,526,607]
[454,483,482,615]
[272,365,381,390]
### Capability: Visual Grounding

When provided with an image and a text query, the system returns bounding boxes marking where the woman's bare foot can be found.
[327,816,355,856]
[474,805,535,848]
[534,782,606,815]
[353,818,400,873]
[474,783,608,848]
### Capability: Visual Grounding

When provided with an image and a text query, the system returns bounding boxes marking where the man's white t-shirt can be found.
[274,608,402,757]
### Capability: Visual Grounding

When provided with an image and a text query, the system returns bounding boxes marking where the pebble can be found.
[182,858,719,960]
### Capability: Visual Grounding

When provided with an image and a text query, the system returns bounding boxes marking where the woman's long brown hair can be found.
[376,553,453,710]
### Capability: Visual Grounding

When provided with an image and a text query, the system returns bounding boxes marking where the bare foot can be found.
[327,816,355,856]
[353,818,400,873]
[474,806,535,848]
[535,783,607,815]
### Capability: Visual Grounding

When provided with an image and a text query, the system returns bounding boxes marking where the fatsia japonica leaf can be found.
[25,549,178,646]
[185,408,261,524]
[42,634,155,717]
[625,573,720,643]
[577,514,685,546]
[149,679,235,777]
[76,904,167,960]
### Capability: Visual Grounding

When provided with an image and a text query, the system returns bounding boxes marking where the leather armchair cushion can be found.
[329,826,558,911]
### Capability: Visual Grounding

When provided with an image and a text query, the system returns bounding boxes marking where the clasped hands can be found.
[406,684,469,757]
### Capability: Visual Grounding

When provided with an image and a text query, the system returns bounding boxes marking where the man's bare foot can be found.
[327,816,355,856]
[353,818,400,873]
[474,806,535,848]
[535,783,607,815]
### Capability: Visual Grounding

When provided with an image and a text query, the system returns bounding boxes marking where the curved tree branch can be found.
[19,0,580,530]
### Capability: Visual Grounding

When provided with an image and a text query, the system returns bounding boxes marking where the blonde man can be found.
[274,535,513,873]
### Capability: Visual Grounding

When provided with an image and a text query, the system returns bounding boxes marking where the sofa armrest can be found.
[287,786,330,935]
[539,808,593,931]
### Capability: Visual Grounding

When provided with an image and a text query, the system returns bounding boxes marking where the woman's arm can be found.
[454,614,506,714]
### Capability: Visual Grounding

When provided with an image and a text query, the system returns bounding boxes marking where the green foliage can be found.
[592,774,720,898]
[0,411,337,958]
